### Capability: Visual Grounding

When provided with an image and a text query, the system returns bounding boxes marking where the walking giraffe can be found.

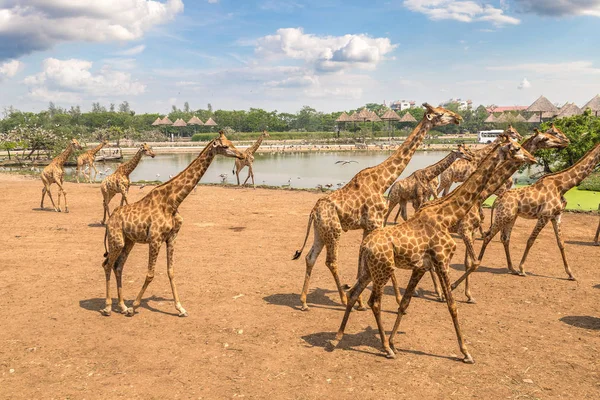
[329,137,535,362]
[40,138,83,213]
[100,143,156,225]
[233,130,269,186]
[293,103,462,311]
[76,139,109,183]
[479,141,600,279]
[100,132,243,317]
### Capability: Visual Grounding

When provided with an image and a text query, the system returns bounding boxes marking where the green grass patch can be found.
[484,185,600,212]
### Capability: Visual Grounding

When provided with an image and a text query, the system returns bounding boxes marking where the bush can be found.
[578,171,600,191]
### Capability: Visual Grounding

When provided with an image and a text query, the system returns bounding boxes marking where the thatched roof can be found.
[349,111,359,121]
[399,112,417,122]
[526,114,540,123]
[381,109,401,121]
[513,113,527,122]
[335,112,352,122]
[582,95,600,112]
[204,117,217,126]
[355,108,372,121]
[484,113,496,123]
[368,110,382,122]
[172,118,187,127]
[527,95,558,114]
[151,117,162,126]
[161,116,173,125]
[187,116,204,125]
[495,113,508,123]
[556,103,582,118]
[541,111,556,118]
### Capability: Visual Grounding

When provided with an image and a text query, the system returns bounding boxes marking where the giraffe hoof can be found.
[178,311,188,317]
[467,298,477,304]
[355,305,368,311]
[568,276,576,281]
[326,340,338,352]
[463,355,475,364]
[518,272,527,277]
[99,309,111,316]
[124,307,135,317]
[300,305,310,311]
[385,350,396,359]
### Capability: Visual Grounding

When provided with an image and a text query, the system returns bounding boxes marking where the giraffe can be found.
[100,132,243,317]
[293,103,462,311]
[328,138,535,362]
[40,138,83,213]
[450,125,570,303]
[478,141,600,279]
[233,130,269,186]
[385,144,473,225]
[76,139,110,183]
[100,143,156,225]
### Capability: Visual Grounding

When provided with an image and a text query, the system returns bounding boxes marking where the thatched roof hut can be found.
[582,94,600,115]
[527,96,558,121]
[172,118,187,127]
[556,103,582,118]
[335,112,351,122]
[526,114,540,123]
[380,109,401,121]
[349,111,359,121]
[355,108,372,122]
[204,117,217,126]
[151,117,162,126]
[484,113,496,123]
[161,116,173,125]
[495,113,508,123]
[399,112,417,122]
[187,116,204,125]
[513,114,527,122]
[368,110,382,122]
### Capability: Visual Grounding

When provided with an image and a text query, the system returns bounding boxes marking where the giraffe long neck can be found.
[374,118,434,191]
[428,143,502,225]
[247,134,266,155]
[477,136,537,200]
[118,149,144,177]
[89,142,106,157]
[54,143,75,167]
[414,152,461,183]
[552,142,600,193]
[156,140,217,210]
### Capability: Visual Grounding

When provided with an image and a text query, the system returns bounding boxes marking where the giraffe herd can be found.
[34,108,599,363]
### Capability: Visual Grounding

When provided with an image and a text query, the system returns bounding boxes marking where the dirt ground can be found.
[0,173,599,399]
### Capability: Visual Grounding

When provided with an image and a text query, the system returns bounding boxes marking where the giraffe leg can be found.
[55,179,68,213]
[300,229,325,311]
[329,265,371,350]
[517,217,549,277]
[235,167,241,185]
[165,237,188,317]
[90,163,99,183]
[242,167,251,185]
[551,216,575,280]
[452,230,478,303]
[127,241,162,316]
[501,221,518,274]
[325,236,348,308]
[100,232,126,316]
[390,271,402,306]
[369,279,396,358]
[384,200,397,226]
[101,189,114,225]
[41,182,57,211]
[478,205,485,237]
[113,240,135,314]
[435,262,474,364]
[595,214,600,245]
[76,164,81,183]
[399,200,408,222]
[388,268,425,354]
[250,165,256,188]
[429,269,443,302]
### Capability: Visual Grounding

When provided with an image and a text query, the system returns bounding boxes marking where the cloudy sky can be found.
[1,0,599,114]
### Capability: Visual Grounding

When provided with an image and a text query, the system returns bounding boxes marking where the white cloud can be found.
[265,75,319,88]
[0,0,183,61]
[513,0,600,17]
[115,45,146,56]
[488,61,600,75]
[517,77,531,90]
[403,0,520,26]
[255,28,396,73]
[208,0,220,3]
[0,59,22,79]
[24,58,145,102]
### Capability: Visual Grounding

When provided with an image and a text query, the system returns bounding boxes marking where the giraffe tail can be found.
[103,224,109,259]
[292,211,314,260]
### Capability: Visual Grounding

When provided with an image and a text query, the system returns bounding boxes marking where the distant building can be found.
[485,105,528,113]
[441,98,472,110]
[390,100,415,111]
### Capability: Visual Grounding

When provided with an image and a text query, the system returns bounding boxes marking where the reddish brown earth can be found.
[0,173,598,399]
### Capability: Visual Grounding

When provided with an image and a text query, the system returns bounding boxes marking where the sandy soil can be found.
[0,173,599,399]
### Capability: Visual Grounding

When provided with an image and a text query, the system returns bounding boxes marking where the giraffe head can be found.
[536,124,570,149]
[102,139,109,146]
[422,103,462,126]
[215,131,244,159]
[262,130,270,138]
[71,138,83,150]
[140,143,156,158]
[498,136,536,164]
[504,125,523,141]
[453,144,473,162]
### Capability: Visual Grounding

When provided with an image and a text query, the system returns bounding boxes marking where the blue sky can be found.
[1,0,600,114]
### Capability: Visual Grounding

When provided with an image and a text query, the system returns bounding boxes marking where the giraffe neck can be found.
[88,142,106,157]
[118,149,144,177]
[429,142,502,225]
[414,151,461,183]
[155,140,217,210]
[550,142,600,193]
[374,118,434,191]
[247,134,266,155]
[54,143,76,167]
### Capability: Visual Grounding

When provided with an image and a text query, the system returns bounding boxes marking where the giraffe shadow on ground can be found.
[301,326,459,361]
[31,208,58,212]
[79,295,179,317]
[449,263,507,275]
[594,284,600,289]
[263,288,344,311]
[559,316,600,330]
[565,240,598,247]
[88,222,104,228]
